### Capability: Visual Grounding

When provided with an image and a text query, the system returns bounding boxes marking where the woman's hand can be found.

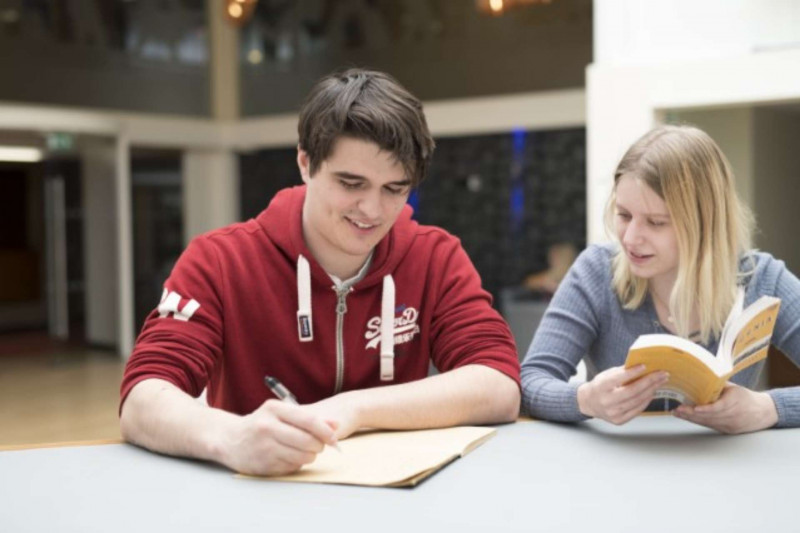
[577,365,669,425]
[673,383,778,434]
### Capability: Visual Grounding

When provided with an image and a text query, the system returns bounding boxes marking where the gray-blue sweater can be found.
[520,244,800,427]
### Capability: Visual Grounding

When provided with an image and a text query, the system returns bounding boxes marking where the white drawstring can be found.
[296,255,313,342]
[294,255,395,381]
[380,275,395,381]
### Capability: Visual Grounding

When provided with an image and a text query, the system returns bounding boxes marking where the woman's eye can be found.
[617,213,631,221]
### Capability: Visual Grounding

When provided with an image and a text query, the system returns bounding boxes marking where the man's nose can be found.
[357,190,382,220]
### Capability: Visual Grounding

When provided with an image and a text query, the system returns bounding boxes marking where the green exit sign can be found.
[47,132,74,152]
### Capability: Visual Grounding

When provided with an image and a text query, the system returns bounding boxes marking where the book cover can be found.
[625,293,781,408]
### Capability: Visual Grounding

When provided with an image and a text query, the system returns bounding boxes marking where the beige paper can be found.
[241,425,496,488]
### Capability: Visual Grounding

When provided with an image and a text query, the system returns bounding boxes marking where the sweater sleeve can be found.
[760,257,800,428]
[119,236,225,410]
[520,246,609,422]
[427,237,520,385]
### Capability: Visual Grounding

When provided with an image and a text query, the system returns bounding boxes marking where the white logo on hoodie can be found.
[365,307,420,350]
[158,289,200,322]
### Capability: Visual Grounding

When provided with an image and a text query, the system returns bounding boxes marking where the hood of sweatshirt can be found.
[255,185,418,290]
[255,185,418,381]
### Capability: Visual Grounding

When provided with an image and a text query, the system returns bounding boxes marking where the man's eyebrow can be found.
[333,171,367,180]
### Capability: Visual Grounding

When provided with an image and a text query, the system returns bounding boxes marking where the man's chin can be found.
[339,240,380,258]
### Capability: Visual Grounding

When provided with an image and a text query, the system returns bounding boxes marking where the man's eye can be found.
[385,186,407,195]
[340,181,361,190]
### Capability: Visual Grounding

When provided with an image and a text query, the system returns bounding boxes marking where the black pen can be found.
[264,376,298,404]
[264,376,341,451]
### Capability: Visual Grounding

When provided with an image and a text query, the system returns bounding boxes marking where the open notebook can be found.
[240,425,496,488]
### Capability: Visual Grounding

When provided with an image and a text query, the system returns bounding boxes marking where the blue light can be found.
[511,184,524,231]
[407,188,419,217]
[512,128,526,153]
[510,129,526,232]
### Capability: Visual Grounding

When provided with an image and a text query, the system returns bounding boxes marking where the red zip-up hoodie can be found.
[121,185,520,415]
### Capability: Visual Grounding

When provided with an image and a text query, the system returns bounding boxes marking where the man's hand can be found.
[673,383,778,434]
[304,392,363,440]
[577,365,669,425]
[217,400,339,476]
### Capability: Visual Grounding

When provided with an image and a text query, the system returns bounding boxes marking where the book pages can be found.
[239,425,496,488]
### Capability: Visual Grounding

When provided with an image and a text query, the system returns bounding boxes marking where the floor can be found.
[0,331,124,447]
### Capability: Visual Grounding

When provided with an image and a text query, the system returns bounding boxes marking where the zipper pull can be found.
[335,288,349,315]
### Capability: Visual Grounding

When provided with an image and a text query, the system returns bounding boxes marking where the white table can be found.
[1,417,795,532]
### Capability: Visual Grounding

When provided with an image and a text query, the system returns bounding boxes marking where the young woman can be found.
[520,125,800,433]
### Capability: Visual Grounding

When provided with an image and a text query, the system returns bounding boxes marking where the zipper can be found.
[334,287,350,394]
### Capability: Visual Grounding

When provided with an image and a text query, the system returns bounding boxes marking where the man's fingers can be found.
[273,445,318,468]
[268,400,338,446]
[269,450,317,475]
[270,422,326,454]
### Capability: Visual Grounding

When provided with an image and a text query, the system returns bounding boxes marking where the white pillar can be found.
[116,134,135,358]
[585,64,655,244]
[182,150,240,243]
[81,138,119,347]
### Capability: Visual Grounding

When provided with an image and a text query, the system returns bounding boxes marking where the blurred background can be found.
[0,0,798,446]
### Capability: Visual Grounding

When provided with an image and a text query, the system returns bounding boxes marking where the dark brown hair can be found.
[297,68,435,187]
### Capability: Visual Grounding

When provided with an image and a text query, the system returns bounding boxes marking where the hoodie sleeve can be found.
[428,236,520,385]
[119,236,224,410]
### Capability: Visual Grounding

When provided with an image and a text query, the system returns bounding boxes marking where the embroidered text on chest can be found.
[365,307,420,350]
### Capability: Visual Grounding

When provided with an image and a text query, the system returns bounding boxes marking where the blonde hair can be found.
[605,125,754,343]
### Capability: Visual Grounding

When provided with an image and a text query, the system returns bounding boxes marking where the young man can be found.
[120,69,520,476]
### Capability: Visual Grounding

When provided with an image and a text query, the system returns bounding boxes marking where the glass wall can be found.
[0,0,210,115]
[239,0,592,115]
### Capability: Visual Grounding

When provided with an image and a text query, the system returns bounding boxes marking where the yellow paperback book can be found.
[625,290,781,408]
